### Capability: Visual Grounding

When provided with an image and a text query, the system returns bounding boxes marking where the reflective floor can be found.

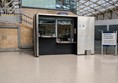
[0,52,77,83]
[77,55,118,83]
[0,52,118,83]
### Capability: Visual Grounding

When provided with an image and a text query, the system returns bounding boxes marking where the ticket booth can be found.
[34,13,94,56]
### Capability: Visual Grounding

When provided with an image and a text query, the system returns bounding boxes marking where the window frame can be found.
[38,17,56,37]
[38,17,75,43]
[56,18,74,43]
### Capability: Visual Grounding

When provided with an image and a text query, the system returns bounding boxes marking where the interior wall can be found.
[0,28,18,49]
[20,26,33,48]
[77,17,95,54]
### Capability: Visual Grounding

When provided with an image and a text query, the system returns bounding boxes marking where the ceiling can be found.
[76,0,118,16]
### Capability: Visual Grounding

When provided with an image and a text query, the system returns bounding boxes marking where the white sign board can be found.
[102,32,117,45]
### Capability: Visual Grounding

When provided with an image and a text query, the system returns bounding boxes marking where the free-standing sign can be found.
[102,32,117,45]
[101,31,117,55]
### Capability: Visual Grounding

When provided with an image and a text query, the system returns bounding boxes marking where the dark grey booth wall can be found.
[39,38,77,55]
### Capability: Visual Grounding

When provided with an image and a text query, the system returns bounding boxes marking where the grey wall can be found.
[95,19,118,26]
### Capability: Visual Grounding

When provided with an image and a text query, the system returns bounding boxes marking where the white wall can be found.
[77,16,95,55]
[95,19,118,26]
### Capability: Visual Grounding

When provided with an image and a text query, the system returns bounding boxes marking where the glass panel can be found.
[57,20,74,43]
[22,0,77,13]
[39,19,56,37]
[22,0,56,9]
[56,0,77,13]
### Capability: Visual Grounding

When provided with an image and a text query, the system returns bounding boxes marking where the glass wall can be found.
[38,16,75,43]
[39,18,56,37]
[56,0,77,13]
[22,0,77,13]
[22,0,56,9]
[57,20,74,43]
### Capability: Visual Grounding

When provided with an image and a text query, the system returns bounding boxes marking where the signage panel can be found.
[102,32,117,45]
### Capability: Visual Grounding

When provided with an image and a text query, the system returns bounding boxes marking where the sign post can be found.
[101,31,117,55]
[101,31,103,55]
[115,31,117,55]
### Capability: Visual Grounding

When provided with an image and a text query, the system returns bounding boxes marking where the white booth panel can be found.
[77,17,95,55]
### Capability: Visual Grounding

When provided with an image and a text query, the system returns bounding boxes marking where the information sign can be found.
[102,32,117,45]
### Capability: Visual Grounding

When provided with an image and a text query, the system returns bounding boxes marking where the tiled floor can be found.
[0,52,118,83]
[77,55,118,83]
[0,52,77,83]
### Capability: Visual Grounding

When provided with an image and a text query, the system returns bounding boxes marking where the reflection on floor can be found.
[77,55,118,83]
[0,52,77,83]
[0,52,118,83]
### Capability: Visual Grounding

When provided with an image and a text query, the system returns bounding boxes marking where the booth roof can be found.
[22,7,77,17]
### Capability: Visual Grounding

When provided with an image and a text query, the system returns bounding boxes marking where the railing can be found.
[0,8,33,28]
[0,14,21,24]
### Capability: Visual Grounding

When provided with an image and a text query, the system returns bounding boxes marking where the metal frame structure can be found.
[2,0,117,20]
[0,0,21,14]
[76,0,118,19]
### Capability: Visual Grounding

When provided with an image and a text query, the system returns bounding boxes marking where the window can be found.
[39,17,75,43]
[57,20,74,43]
[39,18,56,37]
[22,0,56,9]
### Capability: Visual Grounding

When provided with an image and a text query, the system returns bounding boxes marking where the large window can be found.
[39,17,74,43]
[57,20,74,43]
[39,18,56,37]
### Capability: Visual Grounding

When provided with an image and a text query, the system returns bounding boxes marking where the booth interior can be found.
[34,14,78,55]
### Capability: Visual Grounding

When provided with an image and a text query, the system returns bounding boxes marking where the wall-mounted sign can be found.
[102,32,117,45]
